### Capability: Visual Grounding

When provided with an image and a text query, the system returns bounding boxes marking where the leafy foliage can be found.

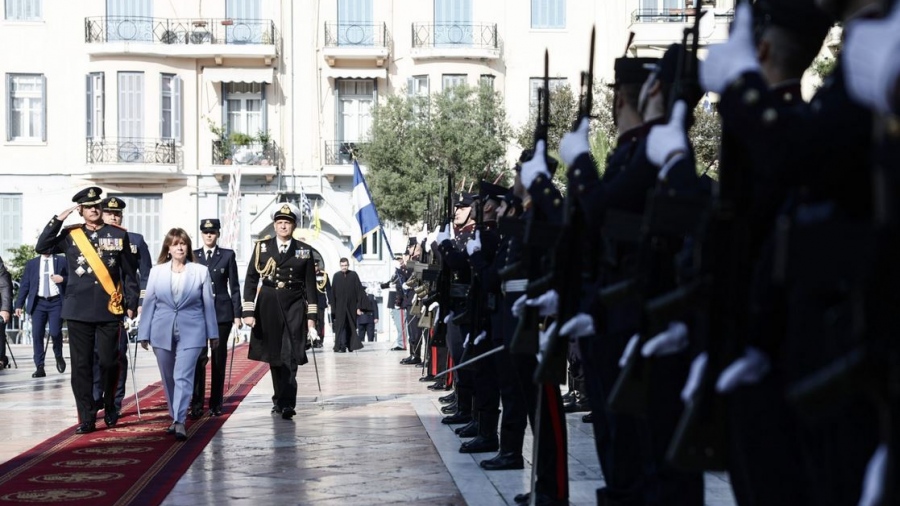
[5,244,36,282]
[359,84,511,225]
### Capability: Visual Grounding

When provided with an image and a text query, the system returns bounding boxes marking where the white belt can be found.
[503,279,527,293]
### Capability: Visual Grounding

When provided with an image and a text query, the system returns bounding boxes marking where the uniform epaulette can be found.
[63,224,82,230]
[255,235,272,242]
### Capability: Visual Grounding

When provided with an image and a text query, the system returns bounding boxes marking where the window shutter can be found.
[260,82,267,132]
[5,74,10,142]
[100,73,106,137]
[173,75,182,143]
[41,75,47,142]
[86,74,94,138]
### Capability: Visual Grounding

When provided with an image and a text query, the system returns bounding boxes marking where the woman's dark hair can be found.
[157,227,196,265]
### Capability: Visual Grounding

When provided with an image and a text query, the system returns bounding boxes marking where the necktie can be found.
[280,244,287,255]
[42,258,51,298]
[206,250,212,262]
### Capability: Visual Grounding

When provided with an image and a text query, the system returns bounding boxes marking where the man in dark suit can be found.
[331,258,366,353]
[0,256,11,369]
[190,218,242,418]
[14,253,68,377]
[36,186,139,434]
[356,288,378,343]
[93,196,152,417]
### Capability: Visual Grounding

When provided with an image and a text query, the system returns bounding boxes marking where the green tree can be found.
[513,83,578,156]
[359,84,511,225]
[5,244,35,282]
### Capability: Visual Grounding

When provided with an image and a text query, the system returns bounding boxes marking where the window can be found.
[106,0,151,42]
[0,194,22,256]
[115,194,162,256]
[529,77,567,109]
[160,74,182,142]
[531,0,565,29]
[434,0,472,46]
[224,82,264,137]
[442,74,467,90]
[337,79,375,143]
[360,229,381,260]
[217,194,245,262]
[407,75,429,97]
[338,0,374,46]
[6,74,46,142]
[480,74,495,90]
[225,0,263,43]
[86,73,105,139]
[5,0,41,20]
[117,72,144,161]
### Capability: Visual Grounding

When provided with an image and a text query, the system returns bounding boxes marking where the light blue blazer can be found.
[138,261,218,351]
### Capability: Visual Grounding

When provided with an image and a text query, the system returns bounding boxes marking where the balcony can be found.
[322,140,367,181]
[628,8,732,49]
[85,137,184,182]
[84,17,277,61]
[410,23,500,61]
[210,140,281,182]
[322,22,390,66]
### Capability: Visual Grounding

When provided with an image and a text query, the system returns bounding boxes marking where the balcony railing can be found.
[324,140,367,165]
[631,8,733,23]
[85,17,276,45]
[411,23,497,49]
[87,138,178,164]
[324,22,388,47]
[212,140,281,166]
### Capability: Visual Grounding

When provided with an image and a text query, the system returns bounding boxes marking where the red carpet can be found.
[0,344,268,505]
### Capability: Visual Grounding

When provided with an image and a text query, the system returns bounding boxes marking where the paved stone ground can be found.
[0,336,737,505]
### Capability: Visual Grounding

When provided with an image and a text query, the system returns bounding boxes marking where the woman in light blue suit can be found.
[138,228,218,441]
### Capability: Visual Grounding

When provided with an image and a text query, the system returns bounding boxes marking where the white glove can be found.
[308,327,320,343]
[466,230,482,256]
[432,306,440,323]
[647,101,689,171]
[463,333,471,347]
[512,294,527,318]
[559,117,591,166]
[858,444,889,506]
[715,346,771,393]
[681,352,708,402]
[520,140,551,189]
[410,293,418,306]
[417,224,428,243]
[401,282,411,290]
[536,321,558,363]
[425,230,438,252]
[526,289,559,317]
[844,6,900,114]
[619,333,640,368]
[428,301,439,312]
[559,313,595,339]
[699,3,760,94]
[473,331,487,345]
[443,310,455,325]
[641,321,689,357]
[436,224,451,244]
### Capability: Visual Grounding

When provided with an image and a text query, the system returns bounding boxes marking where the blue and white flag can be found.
[350,160,390,261]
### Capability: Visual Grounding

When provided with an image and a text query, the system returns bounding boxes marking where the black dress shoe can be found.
[459,435,499,454]
[563,400,590,413]
[480,452,525,470]
[56,356,66,373]
[174,422,187,441]
[165,423,176,434]
[271,405,283,414]
[32,367,46,378]
[188,407,204,420]
[337,349,347,353]
[439,393,456,404]
[419,374,435,382]
[582,412,593,423]
[210,406,223,416]
[514,493,530,505]
[426,381,445,390]
[441,412,471,425]
[75,422,96,434]
[441,402,457,414]
[0,356,8,369]
[455,420,478,437]
[391,346,406,351]
[104,411,119,428]
[281,407,296,420]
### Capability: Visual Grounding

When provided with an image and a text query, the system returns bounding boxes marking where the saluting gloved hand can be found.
[844,5,900,114]
[436,223,451,245]
[647,101,689,173]
[512,294,527,318]
[466,230,482,256]
[859,444,889,506]
[699,3,760,94]
[526,289,559,317]
[559,118,591,166]
[520,140,551,189]
[559,313,595,339]
[681,352,708,402]
[715,346,771,393]
[641,321,689,357]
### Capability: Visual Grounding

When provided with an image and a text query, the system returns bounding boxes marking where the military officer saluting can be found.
[36,187,139,434]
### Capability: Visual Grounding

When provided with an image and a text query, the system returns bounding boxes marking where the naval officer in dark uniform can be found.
[241,203,319,420]
[190,218,242,418]
[36,187,139,434]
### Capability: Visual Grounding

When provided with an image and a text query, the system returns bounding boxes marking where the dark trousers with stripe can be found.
[191,321,233,412]
[69,320,120,423]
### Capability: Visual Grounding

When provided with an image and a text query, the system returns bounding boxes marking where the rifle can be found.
[429,172,454,347]
[457,195,488,366]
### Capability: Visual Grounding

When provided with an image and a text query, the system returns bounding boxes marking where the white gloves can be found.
[308,327,320,343]
[858,444,889,506]
[641,321,689,357]
[417,224,428,244]
[401,282,411,290]
[443,310,455,325]
[699,3,760,94]
[536,321,558,363]
[681,352,708,402]
[647,101,689,172]
[463,333,471,347]
[520,140,551,189]
[436,224,451,244]
[473,331,487,345]
[559,313,595,339]
[425,229,438,252]
[512,294,527,318]
[526,289,559,317]
[428,301,440,312]
[559,118,591,166]
[466,230,482,256]
[619,333,640,368]
[844,6,900,114]
[715,346,771,393]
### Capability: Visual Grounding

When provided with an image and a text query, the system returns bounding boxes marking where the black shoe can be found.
[441,402,457,414]
[391,346,406,351]
[313,342,323,348]
[174,422,187,441]
[56,355,66,373]
[104,410,119,428]
[561,391,574,404]
[455,420,478,437]
[481,452,525,470]
[439,393,456,405]
[75,421,96,434]
[459,435,499,454]
[210,406,223,416]
[427,381,446,391]
[563,400,590,413]
[337,349,347,353]
[514,493,530,505]
[0,356,8,369]
[165,423,176,434]
[281,407,296,420]
[419,375,435,382]
[32,367,46,378]
[582,412,593,423]
[271,405,283,414]
[188,407,204,420]
[441,412,471,425]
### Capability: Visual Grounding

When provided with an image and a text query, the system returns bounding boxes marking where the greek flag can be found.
[350,160,389,261]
